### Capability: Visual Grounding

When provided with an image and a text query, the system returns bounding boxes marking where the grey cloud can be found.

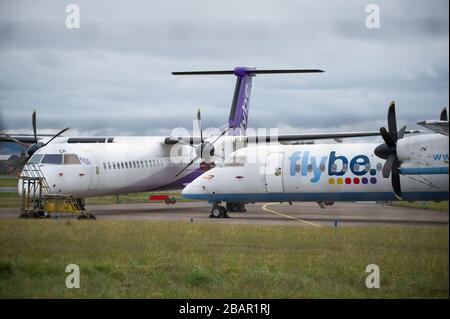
[0,0,448,142]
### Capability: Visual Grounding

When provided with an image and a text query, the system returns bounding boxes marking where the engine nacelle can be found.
[397,134,448,164]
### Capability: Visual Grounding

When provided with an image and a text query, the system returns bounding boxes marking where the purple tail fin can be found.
[228,67,254,136]
[172,67,324,136]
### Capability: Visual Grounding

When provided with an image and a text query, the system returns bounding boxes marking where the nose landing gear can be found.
[210,203,229,218]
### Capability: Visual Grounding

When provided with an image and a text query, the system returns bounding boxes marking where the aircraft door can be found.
[265,152,284,193]
[84,151,100,190]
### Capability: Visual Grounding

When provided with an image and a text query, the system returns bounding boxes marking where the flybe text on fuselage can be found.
[288,150,373,183]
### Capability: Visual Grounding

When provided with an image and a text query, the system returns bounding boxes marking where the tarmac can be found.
[0,201,448,226]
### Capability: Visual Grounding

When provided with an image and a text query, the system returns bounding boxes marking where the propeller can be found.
[175,109,228,177]
[374,101,405,199]
[4,110,69,174]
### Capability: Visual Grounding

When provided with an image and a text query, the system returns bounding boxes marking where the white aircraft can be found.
[182,103,449,218]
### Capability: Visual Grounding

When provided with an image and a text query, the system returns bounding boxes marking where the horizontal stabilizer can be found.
[172,69,324,76]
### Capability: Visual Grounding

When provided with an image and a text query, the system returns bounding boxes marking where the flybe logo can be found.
[240,77,252,132]
[288,151,376,184]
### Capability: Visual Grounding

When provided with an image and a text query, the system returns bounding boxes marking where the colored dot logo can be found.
[328,176,377,185]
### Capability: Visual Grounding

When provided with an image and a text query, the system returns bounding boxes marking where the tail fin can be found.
[172,67,324,136]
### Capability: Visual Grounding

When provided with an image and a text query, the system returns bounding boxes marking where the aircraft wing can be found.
[0,134,53,144]
[164,129,421,144]
[416,120,449,136]
[247,130,421,142]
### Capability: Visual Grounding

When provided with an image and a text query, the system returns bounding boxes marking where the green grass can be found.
[0,178,17,187]
[392,201,449,212]
[0,193,20,208]
[85,191,192,205]
[0,220,447,298]
[0,191,193,208]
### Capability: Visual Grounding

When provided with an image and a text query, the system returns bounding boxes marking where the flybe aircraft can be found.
[182,103,449,218]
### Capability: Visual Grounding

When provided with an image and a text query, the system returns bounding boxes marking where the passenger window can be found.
[307,164,313,173]
[113,163,116,169]
[64,154,81,164]
[108,162,111,170]
[103,162,106,170]
[353,164,360,171]
[42,154,63,164]
[319,163,325,172]
[376,163,383,171]
[343,163,348,172]
[295,164,301,173]
[28,154,43,164]
[140,160,144,167]
[125,162,128,169]
[120,162,124,169]
[133,161,136,168]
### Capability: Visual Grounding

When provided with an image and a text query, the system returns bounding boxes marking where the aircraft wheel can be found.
[77,215,89,220]
[210,206,228,218]
[170,197,177,204]
[19,213,30,219]
[164,198,171,205]
[88,214,97,220]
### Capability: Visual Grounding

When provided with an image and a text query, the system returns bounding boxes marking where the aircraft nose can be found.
[181,173,211,200]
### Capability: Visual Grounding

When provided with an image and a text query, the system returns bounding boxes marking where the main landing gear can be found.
[209,203,229,218]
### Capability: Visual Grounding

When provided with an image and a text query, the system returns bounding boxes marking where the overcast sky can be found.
[0,0,448,138]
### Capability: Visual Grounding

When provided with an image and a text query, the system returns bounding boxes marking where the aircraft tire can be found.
[210,205,228,218]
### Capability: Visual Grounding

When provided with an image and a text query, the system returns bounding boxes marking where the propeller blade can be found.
[391,158,402,199]
[382,154,396,178]
[387,101,398,142]
[175,156,199,177]
[209,127,229,146]
[8,157,29,175]
[440,107,448,121]
[197,109,203,143]
[32,110,37,143]
[397,125,407,140]
[43,127,70,146]
[380,127,396,147]
[4,135,29,147]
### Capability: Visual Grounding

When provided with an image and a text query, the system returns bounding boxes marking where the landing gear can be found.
[210,203,229,218]
[226,202,246,212]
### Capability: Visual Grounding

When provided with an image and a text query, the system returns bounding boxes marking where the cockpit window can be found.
[28,154,43,164]
[64,154,81,164]
[223,155,246,167]
[41,154,63,164]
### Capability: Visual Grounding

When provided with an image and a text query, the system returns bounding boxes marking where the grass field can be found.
[0,193,20,208]
[0,178,17,187]
[0,220,447,298]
